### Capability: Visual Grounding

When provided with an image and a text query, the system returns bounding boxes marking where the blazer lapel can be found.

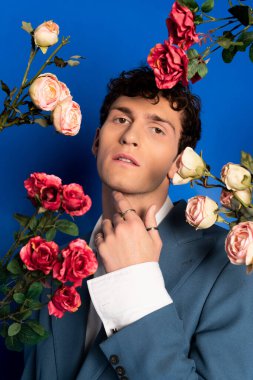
[158,200,215,295]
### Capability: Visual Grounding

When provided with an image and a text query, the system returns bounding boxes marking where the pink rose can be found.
[147,40,188,89]
[20,236,59,275]
[48,285,81,318]
[34,21,59,54]
[186,195,218,229]
[166,2,199,50]
[51,96,82,136]
[220,188,252,210]
[24,172,62,211]
[53,239,98,287]
[59,81,71,101]
[29,73,63,111]
[61,183,92,216]
[225,221,253,267]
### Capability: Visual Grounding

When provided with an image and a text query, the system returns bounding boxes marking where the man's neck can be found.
[101,184,169,221]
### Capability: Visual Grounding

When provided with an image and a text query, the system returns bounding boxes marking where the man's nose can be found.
[119,123,140,147]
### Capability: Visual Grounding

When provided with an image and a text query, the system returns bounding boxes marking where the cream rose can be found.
[52,96,82,136]
[34,21,59,54]
[221,163,252,191]
[172,147,206,185]
[186,195,218,229]
[225,221,253,267]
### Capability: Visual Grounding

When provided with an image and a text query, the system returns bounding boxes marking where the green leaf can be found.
[187,58,199,79]
[7,258,22,275]
[27,320,47,336]
[55,219,79,236]
[26,300,43,310]
[8,322,21,337]
[236,31,253,51]
[21,21,33,34]
[241,151,253,174]
[19,323,48,345]
[27,282,43,299]
[229,5,251,26]
[20,310,32,320]
[249,43,253,62]
[13,213,30,227]
[13,292,26,304]
[45,228,57,241]
[54,56,68,68]
[28,215,38,231]
[0,305,10,318]
[35,118,49,128]
[0,80,10,96]
[194,14,203,25]
[5,335,24,352]
[217,37,232,49]
[197,62,208,78]
[201,0,214,13]
[67,60,80,67]
[177,0,199,12]
[222,46,237,63]
[187,48,199,59]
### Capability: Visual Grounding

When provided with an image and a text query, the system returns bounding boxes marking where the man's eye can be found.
[152,127,165,135]
[114,117,129,124]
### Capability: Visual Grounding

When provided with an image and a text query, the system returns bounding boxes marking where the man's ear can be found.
[168,152,182,180]
[92,128,100,156]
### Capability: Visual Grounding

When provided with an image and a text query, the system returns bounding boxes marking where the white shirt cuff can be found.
[87,262,173,337]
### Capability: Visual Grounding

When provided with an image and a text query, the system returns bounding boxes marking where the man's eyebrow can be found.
[109,106,134,118]
[147,114,176,132]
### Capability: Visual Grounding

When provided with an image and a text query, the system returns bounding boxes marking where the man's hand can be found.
[95,191,163,273]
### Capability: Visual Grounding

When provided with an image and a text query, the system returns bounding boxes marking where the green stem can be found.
[23,36,70,90]
[1,210,39,266]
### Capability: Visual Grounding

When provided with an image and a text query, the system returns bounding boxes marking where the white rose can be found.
[221,163,251,191]
[186,195,218,229]
[34,21,59,54]
[172,147,206,185]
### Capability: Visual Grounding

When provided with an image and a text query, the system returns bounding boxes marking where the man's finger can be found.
[112,191,138,221]
[101,219,114,237]
[144,205,160,240]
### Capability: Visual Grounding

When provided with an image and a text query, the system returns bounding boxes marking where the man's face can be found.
[93,95,182,195]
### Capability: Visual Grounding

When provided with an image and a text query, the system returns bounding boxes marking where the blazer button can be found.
[109,355,119,365]
[116,366,125,376]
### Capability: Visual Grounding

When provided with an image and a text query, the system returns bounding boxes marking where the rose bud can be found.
[234,188,252,206]
[166,1,199,50]
[221,163,252,191]
[20,236,59,275]
[53,239,98,287]
[225,221,253,268]
[29,73,63,111]
[186,195,218,229]
[33,20,59,54]
[61,183,92,216]
[48,285,81,318]
[172,147,206,185]
[147,40,188,89]
[51,96,82,136]
[24,172,62,211]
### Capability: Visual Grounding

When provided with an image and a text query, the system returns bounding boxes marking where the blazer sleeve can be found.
[98,262,253,380]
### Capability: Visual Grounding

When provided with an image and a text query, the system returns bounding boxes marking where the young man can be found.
[22,67,253,379]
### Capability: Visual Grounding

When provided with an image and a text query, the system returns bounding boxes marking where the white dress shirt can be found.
[85,197,173,353]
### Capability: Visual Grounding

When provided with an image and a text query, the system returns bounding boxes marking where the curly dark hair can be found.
[100,67,201,154]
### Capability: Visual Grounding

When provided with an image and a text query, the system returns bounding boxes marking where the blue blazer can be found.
[21,200,253,379]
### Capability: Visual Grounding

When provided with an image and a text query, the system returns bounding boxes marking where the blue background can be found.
[0,1,253,378]
[0,1,252,254]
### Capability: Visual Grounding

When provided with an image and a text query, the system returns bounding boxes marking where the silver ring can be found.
[119,208,136,220]
[146,227,159,231]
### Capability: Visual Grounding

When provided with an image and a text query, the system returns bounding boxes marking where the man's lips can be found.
[112,153,140,166]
